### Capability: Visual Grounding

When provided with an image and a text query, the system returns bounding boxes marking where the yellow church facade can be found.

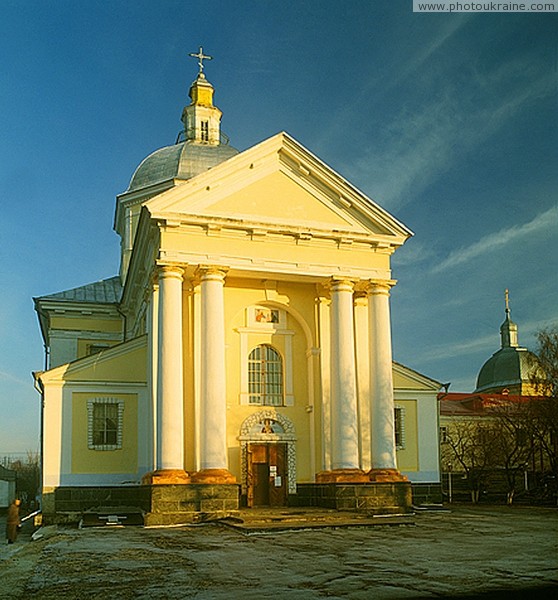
[34,61,441,523]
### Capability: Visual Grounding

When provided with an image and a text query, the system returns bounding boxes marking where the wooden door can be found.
[247,443,288,507]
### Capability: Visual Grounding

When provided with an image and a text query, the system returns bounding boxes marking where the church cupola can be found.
[500,289,519,348]
[181,47,222,145]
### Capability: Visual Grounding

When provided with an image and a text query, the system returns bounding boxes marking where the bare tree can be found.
[488,401,534,505]
[442,419,496,503]
[530,326,558,398]
[7,451,40,508]
[529,327,558,498]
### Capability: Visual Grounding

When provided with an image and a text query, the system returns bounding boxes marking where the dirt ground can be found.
[1,505,557,599]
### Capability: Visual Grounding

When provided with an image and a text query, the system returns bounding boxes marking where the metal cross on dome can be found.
[189,46,213,75]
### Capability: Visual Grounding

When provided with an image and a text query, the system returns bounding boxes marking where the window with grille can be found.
[248,345,284,406]
[394,406,405,450]
[201,120,209,141]
[87,398,124,450]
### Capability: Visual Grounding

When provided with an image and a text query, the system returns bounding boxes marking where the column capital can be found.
[157,264,184,280]
[366,279,397,295]
[195,265,228,283]
[328,277,356,293]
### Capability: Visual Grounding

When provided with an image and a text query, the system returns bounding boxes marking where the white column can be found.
[330,279,360,470]
[354,294,371,471]
[199,268,228,471]
[368,281,397,470]
[146,281,159,471]
[156,266,184,471]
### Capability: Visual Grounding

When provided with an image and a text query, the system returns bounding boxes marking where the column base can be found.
[367,468,409,483]
[315,468,370,484]
[190,468,237,484]
[141,469,191,485]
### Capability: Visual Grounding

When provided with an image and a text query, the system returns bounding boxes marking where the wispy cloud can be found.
[392,240,435,267]
[433,204,558,273]
[418,332,498,363]
[314,16,472,153]
[345,51,555,211]
[0,370,30,388]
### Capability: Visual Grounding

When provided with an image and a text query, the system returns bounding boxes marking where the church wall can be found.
[40,338,150,492]
[181,285,196,473]
[395,390,440,483]
[42,383,150,487]
[49,335,79,369]
[50,316,123,333]
[43,384,65,489]
[229,280,315,478]
[71,392,139,475]
[48,314,124,367]
[76,338,122,359]
[393,398,419,473]
[63,343,147,383]
[178,276,320,482]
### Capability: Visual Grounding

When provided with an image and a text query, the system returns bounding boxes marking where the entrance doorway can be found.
[247,443,288,507]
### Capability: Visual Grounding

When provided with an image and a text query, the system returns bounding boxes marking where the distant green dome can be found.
[128,140,239,192]
[474,295,538,394]
[475,346,537,393]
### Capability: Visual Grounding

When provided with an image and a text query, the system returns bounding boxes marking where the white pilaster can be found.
[318,295,332,471]
[330,279,360,470]
[156,265,184,471]
[368,281,397,470]
[199,268,228,470]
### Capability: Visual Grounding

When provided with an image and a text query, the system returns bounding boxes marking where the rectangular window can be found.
[87,344,110,356]
[440,426,449,444]
[201,120,209,142]
[87,398,124,450]
[394,406,405,450]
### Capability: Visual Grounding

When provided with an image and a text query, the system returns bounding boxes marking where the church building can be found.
[34,53,442,524]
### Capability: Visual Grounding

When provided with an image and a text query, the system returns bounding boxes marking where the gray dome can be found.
[128,141,239,192]
[475,347,537,393]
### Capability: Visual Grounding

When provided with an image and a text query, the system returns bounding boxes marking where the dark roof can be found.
[439,392,539,417]
[35,276,122,304]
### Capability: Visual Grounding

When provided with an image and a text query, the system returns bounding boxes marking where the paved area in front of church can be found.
[1,505,557,599]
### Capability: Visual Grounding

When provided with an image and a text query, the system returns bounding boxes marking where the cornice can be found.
[150,210,405,251]
[156,249,391,283]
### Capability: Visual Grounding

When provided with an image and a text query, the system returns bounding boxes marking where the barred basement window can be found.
[394,406,406,450]
[87,398,124,450]
[248,344,284,406]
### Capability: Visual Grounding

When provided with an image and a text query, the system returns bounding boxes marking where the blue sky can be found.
[1,1,556,454]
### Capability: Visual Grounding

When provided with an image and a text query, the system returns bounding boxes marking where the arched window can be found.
[248,344,284,406]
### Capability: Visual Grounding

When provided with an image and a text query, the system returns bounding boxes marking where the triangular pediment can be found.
[393,361,442,392]
[145,133,412,243]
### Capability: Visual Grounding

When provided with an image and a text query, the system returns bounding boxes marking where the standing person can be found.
[6,498,21,544]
